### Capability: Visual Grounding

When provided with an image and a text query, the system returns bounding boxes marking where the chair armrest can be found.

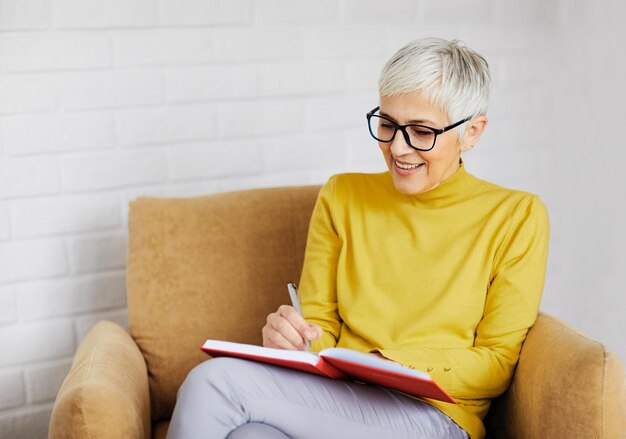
[49,320,151,439]
[485,312,626,438]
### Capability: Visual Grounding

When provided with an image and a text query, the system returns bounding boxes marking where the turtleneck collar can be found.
[384,157,474,206]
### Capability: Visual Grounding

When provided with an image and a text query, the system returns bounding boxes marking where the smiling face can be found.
[378,91,487,195]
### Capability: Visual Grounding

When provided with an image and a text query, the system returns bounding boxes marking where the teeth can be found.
[395,160,422,170]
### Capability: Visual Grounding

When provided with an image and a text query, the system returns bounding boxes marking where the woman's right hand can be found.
[262,305,323,351]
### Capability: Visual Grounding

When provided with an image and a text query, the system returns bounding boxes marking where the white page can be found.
[320,347,431,380]
[203,339,321,366]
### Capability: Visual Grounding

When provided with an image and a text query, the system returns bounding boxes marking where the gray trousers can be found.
[167,357,469,439]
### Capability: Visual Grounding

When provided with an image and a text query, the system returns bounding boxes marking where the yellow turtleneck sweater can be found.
[298,158,550,439]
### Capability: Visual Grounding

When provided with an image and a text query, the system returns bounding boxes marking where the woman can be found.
[168,37,550,439]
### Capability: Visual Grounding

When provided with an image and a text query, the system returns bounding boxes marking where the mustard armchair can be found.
[49,185,626,438]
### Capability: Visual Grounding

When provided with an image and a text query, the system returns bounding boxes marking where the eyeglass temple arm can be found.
[367,106,380,117]
[438,116,472,134]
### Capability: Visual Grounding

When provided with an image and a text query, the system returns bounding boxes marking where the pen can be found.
[287,282,310,351]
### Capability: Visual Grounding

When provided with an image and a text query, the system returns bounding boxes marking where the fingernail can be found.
[305,330,314,339]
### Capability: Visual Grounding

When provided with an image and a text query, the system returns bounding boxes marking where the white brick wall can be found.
[60,150,168,191]
[164,65,257,101]
[113,30,214,67]
[0,0,49,31]
[0,319,75,368]
[212,27,302,61]
[115,104,218,146]
[1,112,116,155]
[25,359,73,404]
[0,286,16,325]
[56,70,163,110]
[0,33,112,72]
[0,76,56,115]
[68,233,128,273]
[155,0,252,26]
[254,0,337,25]
[52,0,155,29]
[1,0,625,437]
[0,239,68,284]
[0,370,24,410]
[0,204,9,241]
[10,193,121,238]
[168,139,262,180]
[0,405,51,439]
[0,157,59,198]
[17,272,126,321]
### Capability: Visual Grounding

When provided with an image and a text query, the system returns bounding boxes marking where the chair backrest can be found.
[127,185,321,421]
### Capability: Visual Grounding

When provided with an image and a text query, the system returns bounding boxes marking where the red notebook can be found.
[200,340,456,404]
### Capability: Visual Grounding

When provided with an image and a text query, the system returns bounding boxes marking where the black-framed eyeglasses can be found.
[366,106,471,152]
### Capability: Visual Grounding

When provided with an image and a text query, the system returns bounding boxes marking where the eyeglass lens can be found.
[368,115,436,150]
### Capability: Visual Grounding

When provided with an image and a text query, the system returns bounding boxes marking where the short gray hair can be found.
[379,38,490,137]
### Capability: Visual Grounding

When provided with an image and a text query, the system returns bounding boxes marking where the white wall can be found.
[0,0,624,437]
[532,1,626,362]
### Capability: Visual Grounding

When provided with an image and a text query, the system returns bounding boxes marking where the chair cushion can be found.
[127,185,320,421]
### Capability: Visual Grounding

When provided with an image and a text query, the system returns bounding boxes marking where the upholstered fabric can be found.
[49,320,151,438]
[126,186,321,421]
[49,184,626,438]
[484,313,626,438]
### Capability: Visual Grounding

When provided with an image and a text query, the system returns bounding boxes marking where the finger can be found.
[270,310,307,349]
[280,306,317,343]
[263,327,304,351]
[266,312,298,348]
[277,306,324,342]
[267,305,305,349]
[304,324,323,341]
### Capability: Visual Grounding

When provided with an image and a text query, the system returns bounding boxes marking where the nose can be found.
[389,128,414,156]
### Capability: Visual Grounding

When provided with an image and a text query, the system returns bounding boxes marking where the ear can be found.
[460,115,488,151]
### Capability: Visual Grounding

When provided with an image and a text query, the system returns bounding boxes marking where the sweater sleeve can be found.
[377,194,550,401]
[299,175,343,353]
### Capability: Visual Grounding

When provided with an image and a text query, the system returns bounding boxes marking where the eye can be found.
[410,127,434,137]
[380,122,396,130]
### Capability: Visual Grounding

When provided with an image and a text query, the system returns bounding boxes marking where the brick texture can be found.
[0,369,24,410]
[0,1,624,438]
[0,0,49,31]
